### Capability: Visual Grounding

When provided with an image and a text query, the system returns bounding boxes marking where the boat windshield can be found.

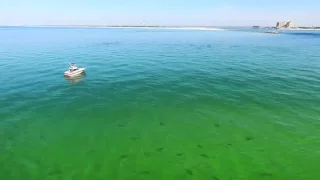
[67,63,79,72]
[69,67,78,72]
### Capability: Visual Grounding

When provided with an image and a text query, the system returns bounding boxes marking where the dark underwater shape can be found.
[140,170,151,175]
[156,148,164,152]
[48,169,62,176]
[120,155,128,159]
[48,165,62,176]
[200,154,210,158]
[259,172,273,177]
[185,169,194,176]
[176,153,184,157]
[245,136,254,141]
[212,176,220,180]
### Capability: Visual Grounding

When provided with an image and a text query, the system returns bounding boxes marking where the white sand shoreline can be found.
[18,25,224,31]
[104,26,224,31]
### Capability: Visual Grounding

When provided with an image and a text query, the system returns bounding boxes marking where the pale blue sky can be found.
[1,0,319,26]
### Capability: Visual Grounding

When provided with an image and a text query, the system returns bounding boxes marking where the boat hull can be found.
[64,68,85,77]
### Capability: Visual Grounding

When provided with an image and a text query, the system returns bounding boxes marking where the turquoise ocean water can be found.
[0,27,320,180]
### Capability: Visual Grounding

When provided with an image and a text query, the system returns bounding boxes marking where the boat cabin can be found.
[68,63,79,72]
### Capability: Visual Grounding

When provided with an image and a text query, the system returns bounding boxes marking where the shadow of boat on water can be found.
[65,72,86,85]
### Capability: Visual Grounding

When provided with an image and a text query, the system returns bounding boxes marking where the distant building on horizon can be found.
[276,21,294,29]
[276,21,286,29]
[284,21,294,28]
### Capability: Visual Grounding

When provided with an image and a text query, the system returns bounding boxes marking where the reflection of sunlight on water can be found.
[65,73,86,84]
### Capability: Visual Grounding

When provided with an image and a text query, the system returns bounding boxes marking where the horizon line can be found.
[1,25,319,28]
[0,25,272,27]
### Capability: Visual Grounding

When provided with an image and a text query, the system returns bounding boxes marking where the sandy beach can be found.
[22,25,224,31]
[103,26,224,31]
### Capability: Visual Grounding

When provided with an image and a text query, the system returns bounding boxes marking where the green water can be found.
[0,27,320,179]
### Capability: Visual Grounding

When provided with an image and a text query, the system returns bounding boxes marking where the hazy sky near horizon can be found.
[1,0,319,26]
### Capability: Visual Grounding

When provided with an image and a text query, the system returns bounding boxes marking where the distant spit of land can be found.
[12,25,225,31]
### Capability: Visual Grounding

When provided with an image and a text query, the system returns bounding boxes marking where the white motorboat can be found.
[64,63,85,77]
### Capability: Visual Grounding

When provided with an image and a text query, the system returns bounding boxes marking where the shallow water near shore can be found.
[0,27,320,180]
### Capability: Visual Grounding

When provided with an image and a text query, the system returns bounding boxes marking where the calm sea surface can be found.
[0,27,320,180]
